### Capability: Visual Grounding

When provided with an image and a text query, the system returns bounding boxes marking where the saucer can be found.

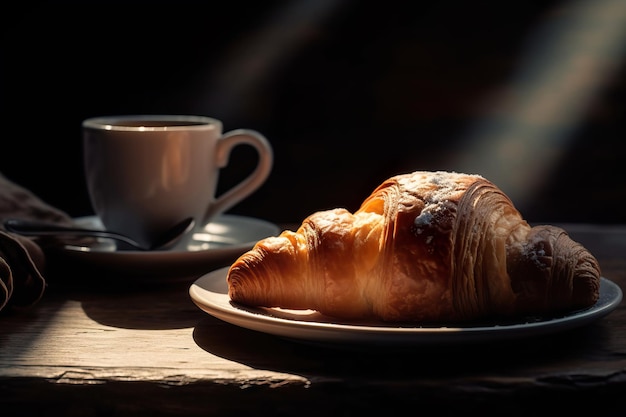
[45,214,280,283]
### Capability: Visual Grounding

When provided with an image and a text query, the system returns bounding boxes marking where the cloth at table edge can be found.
[0,173,75,313]
[0,231,46,311]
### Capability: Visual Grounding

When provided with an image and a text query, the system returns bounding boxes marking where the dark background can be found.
[1,0,625,225]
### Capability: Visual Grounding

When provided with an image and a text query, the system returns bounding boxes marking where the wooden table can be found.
[1,223,625,416]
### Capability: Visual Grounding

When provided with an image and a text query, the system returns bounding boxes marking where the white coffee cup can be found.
[82,115,273,249]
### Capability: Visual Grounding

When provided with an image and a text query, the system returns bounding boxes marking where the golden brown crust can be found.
[227,171,601,323]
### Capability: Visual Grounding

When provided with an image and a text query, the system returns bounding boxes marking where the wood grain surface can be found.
[1,224,625,416]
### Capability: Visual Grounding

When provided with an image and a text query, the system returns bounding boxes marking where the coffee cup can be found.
[82,115,273,250]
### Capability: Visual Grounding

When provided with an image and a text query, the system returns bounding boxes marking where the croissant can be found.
[227,171,601,323]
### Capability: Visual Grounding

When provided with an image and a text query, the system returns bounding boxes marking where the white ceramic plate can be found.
[190,267,622,347]
[47,215,279,282]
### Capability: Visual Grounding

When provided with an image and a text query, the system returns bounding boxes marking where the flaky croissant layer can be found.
[227,171,601,323]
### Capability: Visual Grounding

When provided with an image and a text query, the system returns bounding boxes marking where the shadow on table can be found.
[56,281,206,330]
[191,314,612,378]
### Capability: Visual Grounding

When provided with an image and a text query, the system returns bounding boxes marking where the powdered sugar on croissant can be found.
[227,171,601,322]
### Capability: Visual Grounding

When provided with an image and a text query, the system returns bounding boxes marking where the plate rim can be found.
[190,267,623,346]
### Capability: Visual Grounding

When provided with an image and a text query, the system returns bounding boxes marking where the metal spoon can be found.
[3,217,195,251]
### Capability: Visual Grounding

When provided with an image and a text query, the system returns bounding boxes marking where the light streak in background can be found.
[195,0,347,117]
[452,0,626,208]
[196,0,625,214]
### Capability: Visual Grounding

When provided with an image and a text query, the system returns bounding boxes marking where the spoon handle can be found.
[3,218,144,250]
[5,218,95,234]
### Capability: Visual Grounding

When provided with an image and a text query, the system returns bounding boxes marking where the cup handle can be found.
[205,129,273,223]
